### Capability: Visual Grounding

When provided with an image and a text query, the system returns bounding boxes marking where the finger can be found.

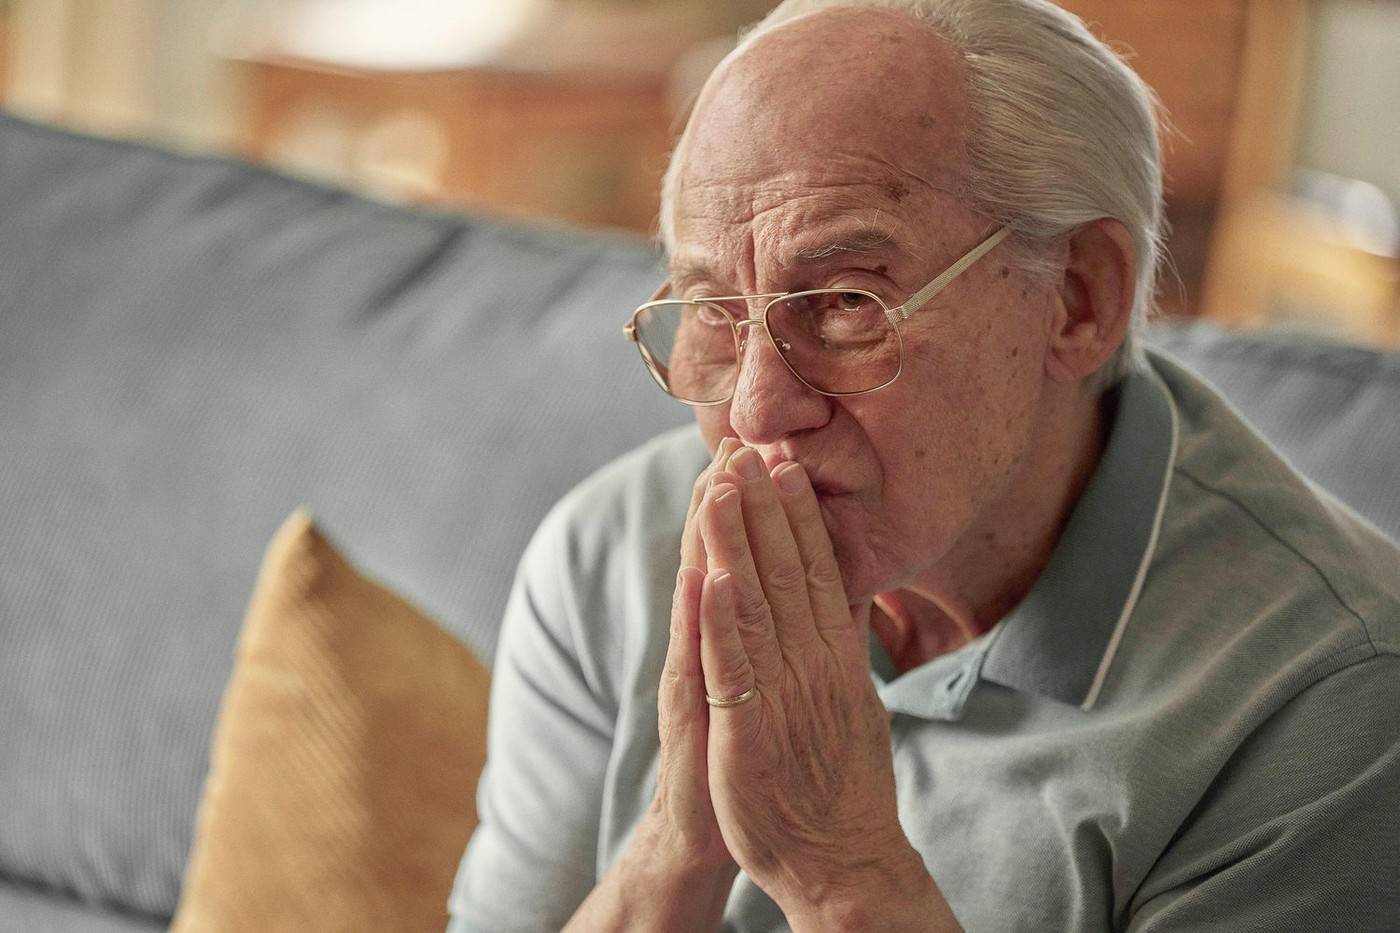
[656,567,716,832]
[699,482,784,686]
[698,570,758,713]
[770,461,858,655]
[724,446,819,655]
[659,568,706,763]
[682,437,741,572]
[660,567,707,732]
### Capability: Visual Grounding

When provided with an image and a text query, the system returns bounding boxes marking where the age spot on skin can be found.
[884,180,911,203]
[915,448,928,460]
[999,266,1010,279]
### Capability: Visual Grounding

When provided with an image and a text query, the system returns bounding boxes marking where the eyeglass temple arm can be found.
[891,225,1013,322]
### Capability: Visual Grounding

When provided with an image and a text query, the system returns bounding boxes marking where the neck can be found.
[874,383,1110,673]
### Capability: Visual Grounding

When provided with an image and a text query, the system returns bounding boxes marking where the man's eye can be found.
[839,291,869,310]
[694,303,730,325]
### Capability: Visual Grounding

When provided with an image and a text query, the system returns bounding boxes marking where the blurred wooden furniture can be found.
[225,4,720,232]
[1197,0,1399,345]
[237,60,675,231]
[1207,193,1400,346]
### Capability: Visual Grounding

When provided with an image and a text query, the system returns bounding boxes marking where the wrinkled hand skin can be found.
[680,444,945,927]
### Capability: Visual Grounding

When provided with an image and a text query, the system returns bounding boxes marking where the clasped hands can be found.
[647,438,944,928]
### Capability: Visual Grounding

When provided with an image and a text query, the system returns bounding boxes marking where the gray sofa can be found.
[2,112,1397,932]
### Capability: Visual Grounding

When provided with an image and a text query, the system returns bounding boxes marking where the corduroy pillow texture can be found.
[171,510,490,932]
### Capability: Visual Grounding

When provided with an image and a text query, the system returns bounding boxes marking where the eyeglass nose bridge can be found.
[731,315,793,355]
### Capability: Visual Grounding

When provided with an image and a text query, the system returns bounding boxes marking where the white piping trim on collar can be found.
[1080,391,1181,711]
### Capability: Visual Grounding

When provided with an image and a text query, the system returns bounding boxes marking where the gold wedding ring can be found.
[705,686,757,708]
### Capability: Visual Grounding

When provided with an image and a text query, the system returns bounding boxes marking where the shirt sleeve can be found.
[446,505,619,933]
[1127,653,1400,932]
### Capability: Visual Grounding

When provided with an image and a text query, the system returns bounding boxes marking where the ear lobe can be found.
[1044,218,1136,385]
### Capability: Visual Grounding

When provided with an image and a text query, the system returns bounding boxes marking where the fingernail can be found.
[731,447,763,481]
[713,484,739,510]
[711,571,733,608]
[775,462,807,495]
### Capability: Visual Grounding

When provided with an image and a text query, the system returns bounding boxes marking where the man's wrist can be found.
[619,838,739,904]
[565,811,738,933]
[620,811,739,926]
[779,841,961,933]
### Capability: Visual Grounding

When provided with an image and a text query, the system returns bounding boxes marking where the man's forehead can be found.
[667,154,969,280]
[691,7,968,140]
[669,7,971,260]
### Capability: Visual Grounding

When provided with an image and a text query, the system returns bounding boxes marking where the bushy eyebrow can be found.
[791,226,900,263]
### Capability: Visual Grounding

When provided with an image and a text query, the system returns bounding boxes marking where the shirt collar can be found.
[874,357,1179,720]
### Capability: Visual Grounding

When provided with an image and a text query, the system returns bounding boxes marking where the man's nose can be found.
[726,322,831,445]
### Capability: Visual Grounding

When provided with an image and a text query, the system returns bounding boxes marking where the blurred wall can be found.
[6,0,251,150]
[1296,0,1400,205]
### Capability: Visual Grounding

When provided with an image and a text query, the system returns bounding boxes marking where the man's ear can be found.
[1044,218,1136,384]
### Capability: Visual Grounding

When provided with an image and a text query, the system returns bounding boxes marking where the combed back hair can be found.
[658,0,1167,387]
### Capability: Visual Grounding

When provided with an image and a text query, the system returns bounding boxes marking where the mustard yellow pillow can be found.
[173,510,490,933]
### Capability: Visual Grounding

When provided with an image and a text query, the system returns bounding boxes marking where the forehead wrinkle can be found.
[669,158,955,288]
[775,198,940,273]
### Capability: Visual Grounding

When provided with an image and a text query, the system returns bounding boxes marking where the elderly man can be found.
[449,1,1400,930]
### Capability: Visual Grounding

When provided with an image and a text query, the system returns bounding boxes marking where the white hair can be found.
[658,0,1166,387]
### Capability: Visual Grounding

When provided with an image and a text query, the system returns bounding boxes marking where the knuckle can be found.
[764,558,808,596]
[731,586,771,632]
[805,555,844,591]
[716,648,754,688]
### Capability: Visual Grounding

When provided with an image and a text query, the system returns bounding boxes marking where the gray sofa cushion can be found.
[1147,322,1400,543]
[0,113,685,921]
[0,885,162,933]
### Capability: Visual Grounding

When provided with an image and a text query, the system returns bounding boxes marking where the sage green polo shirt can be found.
[449,351,1400,932]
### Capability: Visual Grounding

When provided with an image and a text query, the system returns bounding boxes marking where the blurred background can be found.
[1,0,1396,343]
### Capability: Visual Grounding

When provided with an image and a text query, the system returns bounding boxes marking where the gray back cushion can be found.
[1147,323,1400,542]
[1,113,1396,922]
[0,114,685,920]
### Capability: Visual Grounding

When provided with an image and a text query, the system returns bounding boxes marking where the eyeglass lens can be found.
[632,291,901,402]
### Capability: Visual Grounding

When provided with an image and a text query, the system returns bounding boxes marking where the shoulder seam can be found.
[1173,465,1381,658]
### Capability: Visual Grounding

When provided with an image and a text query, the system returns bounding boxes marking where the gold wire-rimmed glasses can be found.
[624,225,1011,405]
